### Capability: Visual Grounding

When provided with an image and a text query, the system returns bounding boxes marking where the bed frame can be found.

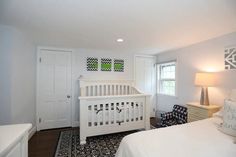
[78,79,150,144]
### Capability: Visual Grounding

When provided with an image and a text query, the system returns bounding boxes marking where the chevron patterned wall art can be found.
[87,57,98,71]
[225,47,236,70]
[114,59,124,72]
[101,58,112,71]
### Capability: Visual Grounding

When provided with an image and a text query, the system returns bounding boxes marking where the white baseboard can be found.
[72,121,80,127]
[28,126,36,140]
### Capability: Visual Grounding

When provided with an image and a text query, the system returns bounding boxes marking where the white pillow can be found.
[221,100,236,137]
[230,89,236,102]
[213,108,223,118]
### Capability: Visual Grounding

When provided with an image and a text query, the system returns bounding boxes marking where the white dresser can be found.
[187,102,221,122]
[0,124,32,157]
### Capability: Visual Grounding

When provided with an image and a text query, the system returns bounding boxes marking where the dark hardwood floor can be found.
[28,127,76,157]
[28,118,158,157]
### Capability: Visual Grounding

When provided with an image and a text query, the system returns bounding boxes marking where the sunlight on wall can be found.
[209,87,230,106]
[205,67,219,72]
[197,64,223,73]
[195,57,224,73]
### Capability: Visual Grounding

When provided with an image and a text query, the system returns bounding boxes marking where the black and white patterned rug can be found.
[55,130,136,157]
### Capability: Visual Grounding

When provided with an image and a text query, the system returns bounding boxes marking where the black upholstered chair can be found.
[160,105,188,127]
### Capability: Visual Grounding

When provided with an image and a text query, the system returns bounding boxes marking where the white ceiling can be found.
[0,0,236,54]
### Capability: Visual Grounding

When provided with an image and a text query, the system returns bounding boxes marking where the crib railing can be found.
[83,84,139,96]
[80,80,137,96]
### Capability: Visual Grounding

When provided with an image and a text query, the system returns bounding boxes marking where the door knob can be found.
[67,95,71,98]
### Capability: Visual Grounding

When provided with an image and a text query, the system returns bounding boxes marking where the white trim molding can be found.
[28,126,36,140]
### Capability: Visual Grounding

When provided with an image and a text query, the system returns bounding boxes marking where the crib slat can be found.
[114,103,117,124]
[111,85,113,95]
[118,103,121,123]
[85,86,88,96]
[136,102,139,121]
[105,85,108,95]
[124,102,127,123]
[117,85,120,95]
[129,103,132,122]
[93,86,96,96]
[114,85,117,95]
[103,85,106,96]
[95,85,97,96]
[91,105,94,127]
[103,104,106,125]
[108,103,111,125]
[87,86,91,96]
[138,102,140,121]
[140,102,143,120]
[91,86,93,96]
[99,85,102,96]
[133,102,135,121]
[101,85,104,96]
[107,85,109,95]
[108,85,112,95]
[97,104,101,126]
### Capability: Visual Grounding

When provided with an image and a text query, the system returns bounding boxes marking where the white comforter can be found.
[116,117,236,157]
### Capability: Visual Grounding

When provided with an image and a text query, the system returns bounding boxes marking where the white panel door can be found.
[37,49,72,130]
[135,56,156,117]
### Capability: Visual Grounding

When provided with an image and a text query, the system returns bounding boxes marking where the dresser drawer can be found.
[188,113,208,120]
[188,107,209,116]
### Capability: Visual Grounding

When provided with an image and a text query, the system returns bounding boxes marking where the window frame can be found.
[157,60,177,97]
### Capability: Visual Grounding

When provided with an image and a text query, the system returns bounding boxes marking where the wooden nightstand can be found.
[186,102,221,122]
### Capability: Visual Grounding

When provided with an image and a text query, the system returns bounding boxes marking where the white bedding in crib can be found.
[116,117,236,157]
[88,106,143,123]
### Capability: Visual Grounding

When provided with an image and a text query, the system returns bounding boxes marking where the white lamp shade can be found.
[195,72,216,87]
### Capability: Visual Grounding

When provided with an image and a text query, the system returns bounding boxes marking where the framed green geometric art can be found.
[114,59,124,72]
[87,57,98,71]
[101,58,112,71]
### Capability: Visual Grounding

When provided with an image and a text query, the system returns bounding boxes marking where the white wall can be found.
[71,49,134,126]
[156,32,236,112]
[0,25,12,124]
[0,25,36,130]
[10,28,36,127]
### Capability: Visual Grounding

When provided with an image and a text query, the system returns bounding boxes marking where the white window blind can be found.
[157,61,176,96]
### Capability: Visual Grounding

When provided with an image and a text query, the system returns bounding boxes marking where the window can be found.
[157,61,176,96]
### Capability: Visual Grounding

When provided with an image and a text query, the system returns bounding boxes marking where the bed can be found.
[116,117,236,157]
[78,79,151,144]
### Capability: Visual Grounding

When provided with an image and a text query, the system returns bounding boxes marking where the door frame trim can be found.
[133,54,156,87]
[134,55,156,117]
[36,46,74,131]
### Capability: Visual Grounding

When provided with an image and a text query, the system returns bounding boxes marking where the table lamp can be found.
[195,72,216,105]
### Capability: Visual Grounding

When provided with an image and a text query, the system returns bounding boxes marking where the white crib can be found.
[78,80,151,144]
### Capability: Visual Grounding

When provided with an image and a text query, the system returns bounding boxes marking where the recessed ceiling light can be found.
[117,38,124,42]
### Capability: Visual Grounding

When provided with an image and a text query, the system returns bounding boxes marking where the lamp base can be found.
[200,87,209,106]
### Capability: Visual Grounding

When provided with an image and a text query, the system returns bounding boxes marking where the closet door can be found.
[37,48,72,130]
[135,55,156,117]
